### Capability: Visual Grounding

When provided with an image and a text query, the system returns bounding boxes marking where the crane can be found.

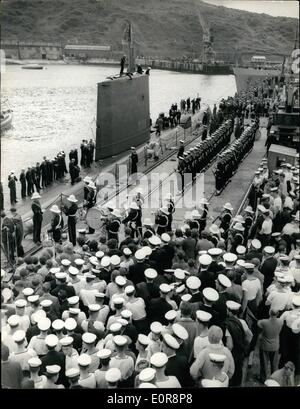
[194,0,216,64]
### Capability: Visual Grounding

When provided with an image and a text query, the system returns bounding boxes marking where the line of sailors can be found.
[214,120,259,195]
[176,119,234,192]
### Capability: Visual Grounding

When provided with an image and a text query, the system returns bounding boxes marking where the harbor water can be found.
[1,64,236,201]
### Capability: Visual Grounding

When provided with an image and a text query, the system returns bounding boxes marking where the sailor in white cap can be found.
[194,310,212,357]
[214,274,232,322]
[155,207,169,236]
[61,194,78,246]
[134,334,151,372]
[200,288,220,327]
[65,367,82,389]
[148,321,163,356]
[94,349,113,388]
[48,204,63,243]
[52,319,65,341]
[79,274,98,306]
[92,292,110,324]
[108,274,127,308]
[110,335,135,385]
[14,299,31,332]
[161,333,190,387]
[41,365,65,389]
[77,354,97,388]
[2,315,22,353]
[190,325,235,385]
[28,357,47,388]
[67,266,86,296]
[124,285,148,334]
[150,352,181,388]
[136,367,156,388]
[81,332,99,373]
[106,297,126,330]
[27,316,51,357]
[207,353,229,387]
[9,330,37,372]
[134,268,160,305]
[122,201,140,238]
[60,336,79,372]
[31,191,43,244]
[105,367,122,389]
[220,203,233,239]
[120,247,134,271]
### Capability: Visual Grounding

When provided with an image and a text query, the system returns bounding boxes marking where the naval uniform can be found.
[63,203,78,246]
[31,200,43,243]
[155,214,169,236]
[48,213,63,243]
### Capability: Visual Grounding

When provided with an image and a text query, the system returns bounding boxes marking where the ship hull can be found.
[233,67,281,93]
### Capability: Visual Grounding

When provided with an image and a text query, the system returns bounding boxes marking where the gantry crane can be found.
[194,0,216,64]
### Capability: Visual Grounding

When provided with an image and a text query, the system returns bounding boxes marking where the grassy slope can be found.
[0,0,297,59]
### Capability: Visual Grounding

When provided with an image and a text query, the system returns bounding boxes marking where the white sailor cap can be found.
[37,317,51,331]
[46,365,61,375]
[121,309,133,320]
[13,330,26,343]
[165,310,177,321]
[244,263,255,270]
[149,236,162,246]
[135,249,146,260]
[45,334,59,347]
[115,275,126,286]
[181,293,192,302]
[125,285,135,295]
[199,254,212,265]
[139,368,156,383]
[64,318,77,331]
[110,322,122,333]
[226,300,241,311]
[97,348,112,359]
[68,308,80,315]
[174,269,185,280]
[159,283,171,293]
[77,354,92,367]
[82,332,97,344]
[88,303,101,312]
[60,336,74,347]
[186,276,201,290]
[74,258,85,266]
[139,383,158,388]
[251,239,261,249]
[150,352,168,368]
[61,259,71,267]
[15,299,28,308]
[114,335,127,346]
[40,299,53,308]
[49,267,61,275]
[150,321,163,334]
[7,315,20,327]
[137,334,151,346]
[223,253,238,263]
[196,310,212,322]
[105,368,121,383]
[143,246,152,256]
[264,379,280,387]
[113,296,125,305]
[66,368,80,378]
[94,250,104,259]
[203,287,219,302]
[172,323,188,340]
[292,295,300,307]
[68,296,79,305]
[208,248,223,257]
[28,357,42,368]
[236,259,245,267]
[22,287,34,297]
[101,256,111,267]
[123,247,132,256]
[31,310,46,324]
[209,353,226,363]
[236,245,246,255]
[161,233,170,243]
[89,256,99,267]
[175,284,186,294]
[264,246,275,254]
[111,255,121,266]
[217,274,231,288]
[55,272,68,280]
[201,379,222,387]
[52,319,64,331]
[163,333,180,350]
[68,266,79,276]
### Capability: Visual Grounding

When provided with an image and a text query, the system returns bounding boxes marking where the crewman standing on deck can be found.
[31,192,43,244]
[130,147,139,175]
[8,171,18,205]
[19,169,26,199]
[62,195,78,246]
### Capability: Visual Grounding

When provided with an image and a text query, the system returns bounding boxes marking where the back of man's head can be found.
[208,325,223,344]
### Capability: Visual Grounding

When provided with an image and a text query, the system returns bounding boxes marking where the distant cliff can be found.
[1,0,297,60]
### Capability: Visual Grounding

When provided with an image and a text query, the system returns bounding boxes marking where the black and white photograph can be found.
[0,0,299,398]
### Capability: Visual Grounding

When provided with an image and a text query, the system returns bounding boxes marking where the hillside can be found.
[0,0,298,60]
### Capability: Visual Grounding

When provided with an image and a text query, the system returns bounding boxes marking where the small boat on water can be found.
[1,110,13,132]
[21,64,44,70]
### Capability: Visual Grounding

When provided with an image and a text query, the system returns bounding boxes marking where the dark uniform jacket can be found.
[149,297,172,325]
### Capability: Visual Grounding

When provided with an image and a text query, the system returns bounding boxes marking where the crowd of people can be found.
[4,140,96,208]
[1,147,299,388]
